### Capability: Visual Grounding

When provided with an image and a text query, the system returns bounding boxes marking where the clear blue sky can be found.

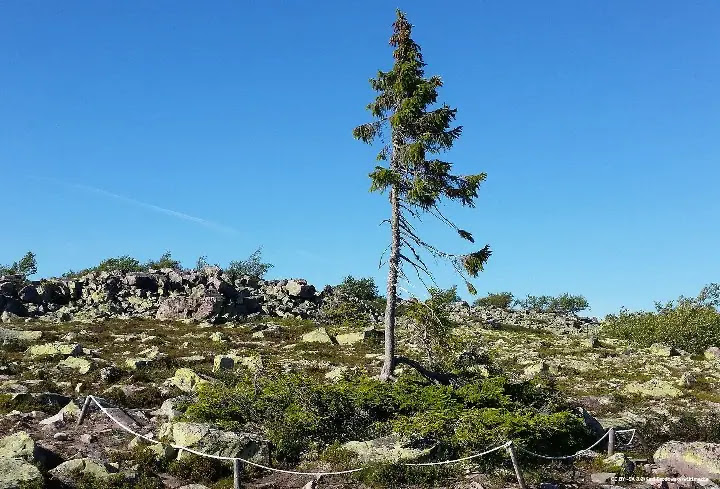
[1,1,718,317]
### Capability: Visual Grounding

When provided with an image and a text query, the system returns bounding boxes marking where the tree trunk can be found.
[379,184,401,381]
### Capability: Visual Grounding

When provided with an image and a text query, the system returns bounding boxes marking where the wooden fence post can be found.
[607,428,615,456]
[76,396,92,427]
[506,442,527,489]
[233,459,242,489]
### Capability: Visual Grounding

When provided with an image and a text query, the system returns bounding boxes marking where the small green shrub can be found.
[515,293,589,314]
[168,454,231,484]
[603,284,720,353]
[145,251,182,270]
[225,248,273,280]
[64,254,148,277]
[104,386,165,409]
[404,286,461,370]
[0,251,37,279]
[0,393,48,415]
[68,471,164,489]
[336,276,381,301]
[355,463,459,488]
[638,408,720,452]
[474,292,514,309]
[184,371,590,468]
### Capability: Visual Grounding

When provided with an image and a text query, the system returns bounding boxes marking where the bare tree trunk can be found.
[379,184,400,381]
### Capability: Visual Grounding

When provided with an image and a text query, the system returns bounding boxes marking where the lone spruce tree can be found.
[354,10,491,381]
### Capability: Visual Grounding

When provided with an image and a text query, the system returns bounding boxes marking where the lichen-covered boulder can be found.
[285,280,315,299]
[49,458,117,483]
[27,342,83,358]
[159,422,269,464]
[622,380,682,398]
[603,452,635,474]
[167,368,209,393]
[342,436,432,464]
[654,441,720,478]
[58,356,93,374]
[39,281,70,305]
[0,458,43,489]
[124,273,159,292]
[126,358,153,370]
[239,355,262,373]
[0,328,41,343]
[151,397,187,420]
[522,361,549,379]
[212,355,236,371]
[649,343,678,357]
[705,347,720,361]
[0,432,36,461]
[335,332,364,345]
[18,285,41,304]
[301,327,334,344]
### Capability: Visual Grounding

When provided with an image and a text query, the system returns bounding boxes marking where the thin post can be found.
[76,396,92,427]
[506,442,527,489]
[607,428,615,456]
[233,459,242,489]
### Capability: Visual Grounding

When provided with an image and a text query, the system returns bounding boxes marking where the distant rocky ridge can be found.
[0,267,320,325]
[0,269,599,334]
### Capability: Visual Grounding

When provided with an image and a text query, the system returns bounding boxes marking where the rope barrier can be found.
[615,429,636,447]
[83,396,509,477]
[402,442,511,466]
[516,430,610,460]
[80,395,640,481]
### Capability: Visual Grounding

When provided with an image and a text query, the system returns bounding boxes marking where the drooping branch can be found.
[399,253,433,280]
[395,356,453,385]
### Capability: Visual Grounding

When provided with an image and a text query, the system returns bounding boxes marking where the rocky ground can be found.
[1,274,720,488]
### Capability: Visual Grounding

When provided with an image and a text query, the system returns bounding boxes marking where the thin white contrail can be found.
[36,177,239,234]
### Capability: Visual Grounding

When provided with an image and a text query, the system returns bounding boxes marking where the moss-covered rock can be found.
[301,327,334,344]
[622,380,682,398]
[0,457,43,489]
[212,355,236,372]
[27,342,82,358]
[335,332,364,345]
[342,435,432,464]
[0,328,41,343]
[167,368,209,393]
[58,356,93,374]
[159,422,269,464]
[0,432,36,461]
[654,441,720,478]
[49,458,117,482]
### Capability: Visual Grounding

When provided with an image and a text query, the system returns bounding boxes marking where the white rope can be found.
[90,396,163,446]
[85,396,511,476]
[403,441,511,466]
[88,396,633,475]
[517,430,610,460]
[616,428,636,447]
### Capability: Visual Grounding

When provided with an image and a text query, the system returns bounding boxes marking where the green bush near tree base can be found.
[184,371,591,468]
[603,284,720,353]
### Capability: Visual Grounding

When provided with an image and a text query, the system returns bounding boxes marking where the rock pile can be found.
[0,268,321,324]
[1,270,600,334]
[446,301,600,335]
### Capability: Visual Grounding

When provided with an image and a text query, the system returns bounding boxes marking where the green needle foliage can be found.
[0,251,37,279]
[353,10,491,380]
